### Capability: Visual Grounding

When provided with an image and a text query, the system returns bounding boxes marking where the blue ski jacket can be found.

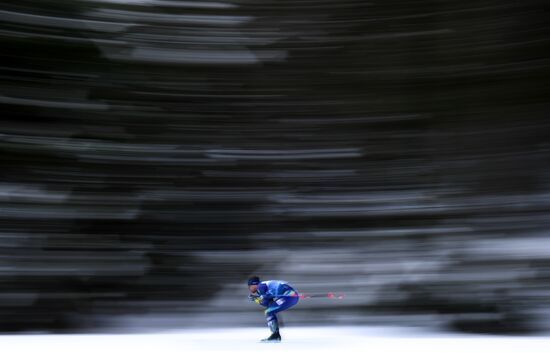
[253,280,298,307]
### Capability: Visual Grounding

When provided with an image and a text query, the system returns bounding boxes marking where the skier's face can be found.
[248,284,258,294]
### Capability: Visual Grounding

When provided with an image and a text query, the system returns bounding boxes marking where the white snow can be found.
[2,326,549,353]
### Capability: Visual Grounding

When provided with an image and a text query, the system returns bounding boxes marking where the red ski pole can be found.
[288,292,345,300]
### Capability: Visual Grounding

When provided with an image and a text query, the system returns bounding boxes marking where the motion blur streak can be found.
[1,0,549,334]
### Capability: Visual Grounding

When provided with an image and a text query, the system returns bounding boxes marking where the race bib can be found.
[275,298,285,305]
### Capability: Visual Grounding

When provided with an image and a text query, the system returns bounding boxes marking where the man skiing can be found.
[247,276,299,342]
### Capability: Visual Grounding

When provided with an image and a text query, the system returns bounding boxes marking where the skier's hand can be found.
[249,294,266,305]
[248,294,260,303]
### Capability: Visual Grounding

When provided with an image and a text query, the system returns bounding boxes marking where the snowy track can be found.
[2,326,550,353]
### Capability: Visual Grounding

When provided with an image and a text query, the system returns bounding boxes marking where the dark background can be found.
[1,0,549,334]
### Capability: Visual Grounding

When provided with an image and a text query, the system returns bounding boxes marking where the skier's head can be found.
[248,276,261,293]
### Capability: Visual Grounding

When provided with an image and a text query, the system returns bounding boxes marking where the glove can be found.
[248,294,260,303]
[248,294,265,305]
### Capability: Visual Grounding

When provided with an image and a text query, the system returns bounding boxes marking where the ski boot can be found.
[261,331,281,342]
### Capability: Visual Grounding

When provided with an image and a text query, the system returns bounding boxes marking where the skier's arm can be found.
[253,283,273,306]
[249,293,271,306]
[248,284,273,307]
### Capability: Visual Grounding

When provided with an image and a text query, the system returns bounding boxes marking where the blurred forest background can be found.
[1,0,549,334]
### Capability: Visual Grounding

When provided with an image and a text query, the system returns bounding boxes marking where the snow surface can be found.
[2,326,550,353]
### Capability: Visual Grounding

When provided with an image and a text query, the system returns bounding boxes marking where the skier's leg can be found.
[261,308,281,342]
[263,295,299,337]
[266,311,279,334]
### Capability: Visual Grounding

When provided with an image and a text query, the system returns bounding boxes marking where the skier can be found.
[247,276,299,342]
